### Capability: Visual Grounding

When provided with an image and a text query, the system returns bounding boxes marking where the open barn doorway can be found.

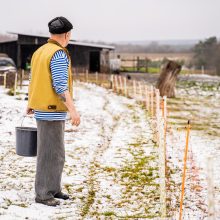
[89,51,100,72]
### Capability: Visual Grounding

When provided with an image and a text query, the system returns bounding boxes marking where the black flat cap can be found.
[48,16,73,34]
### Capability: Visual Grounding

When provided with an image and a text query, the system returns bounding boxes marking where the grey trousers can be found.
[35,120,65,200]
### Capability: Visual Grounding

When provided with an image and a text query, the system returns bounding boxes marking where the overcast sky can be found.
[0,0,219,42]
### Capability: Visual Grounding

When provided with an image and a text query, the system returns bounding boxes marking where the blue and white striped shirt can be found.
[30,50,69,121]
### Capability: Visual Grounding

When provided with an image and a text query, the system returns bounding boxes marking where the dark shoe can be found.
[54,192,69,200]
[35,197,60,206]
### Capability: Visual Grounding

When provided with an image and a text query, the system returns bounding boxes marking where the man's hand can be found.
[59,91,81,127]
[26,107,34,115]
[69,109,80,126]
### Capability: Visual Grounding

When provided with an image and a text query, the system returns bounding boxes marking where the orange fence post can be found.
[179,120,191,220]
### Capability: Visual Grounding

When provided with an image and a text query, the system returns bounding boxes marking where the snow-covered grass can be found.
[1,74,219,219]
[165,77,220,218]
[0,81,161,219]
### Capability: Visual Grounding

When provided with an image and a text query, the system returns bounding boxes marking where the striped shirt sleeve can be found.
[50,50,69,95]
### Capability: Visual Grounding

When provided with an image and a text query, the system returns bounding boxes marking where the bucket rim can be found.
[16,127,37,131]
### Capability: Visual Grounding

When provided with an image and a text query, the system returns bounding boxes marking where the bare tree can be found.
[156,60,181,98]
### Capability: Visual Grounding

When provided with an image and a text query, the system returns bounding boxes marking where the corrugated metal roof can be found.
[0,39,17,43]
[7,32,115,50]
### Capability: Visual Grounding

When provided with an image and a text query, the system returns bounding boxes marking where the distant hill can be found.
[83,39,199,53]
[114,39,199,46]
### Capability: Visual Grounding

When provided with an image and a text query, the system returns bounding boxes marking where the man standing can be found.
[26,16,80,206]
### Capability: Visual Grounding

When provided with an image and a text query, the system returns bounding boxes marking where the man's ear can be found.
[64,33,67,40]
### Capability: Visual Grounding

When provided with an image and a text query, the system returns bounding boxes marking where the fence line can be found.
[72,72,168,216]
[4,70,216,218]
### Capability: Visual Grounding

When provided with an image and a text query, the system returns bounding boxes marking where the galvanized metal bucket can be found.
[15,116,37,157]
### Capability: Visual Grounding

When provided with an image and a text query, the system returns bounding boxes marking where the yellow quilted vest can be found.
[28,39,73,112]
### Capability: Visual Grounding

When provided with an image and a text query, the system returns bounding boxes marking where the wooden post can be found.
[133,80,137,98]
[151,85,154,116]
[179,120,191,220]
[110,74,114,90]
[95,72,98,84]
[115,75,119,93]
[145,57,148,73]
[133,56,135,72]
[201,65,204,75]
[156,89,160,143]
[20,69,24,89]
[14,72,18,96]
[145,85,148,110]
[119,75,123,94]
[145,85,150,112]
[137,56,140,72]
[138,81,143,102]
[123,76,127,97]
[86,70,89,82]
[163,96,168,178]
[4,72,7,88]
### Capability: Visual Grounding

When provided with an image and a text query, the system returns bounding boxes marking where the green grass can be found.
[121,67,160,73]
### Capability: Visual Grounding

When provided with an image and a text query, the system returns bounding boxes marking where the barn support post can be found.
[16,43,21,69]
[4,72,8,88]
[95,72,98,84]
[14,72,18,96]
[20,69,24,89]
[86,70,89,82]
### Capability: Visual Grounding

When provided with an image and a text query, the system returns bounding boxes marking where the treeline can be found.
[192,36,220,74]
[83,40,193,53]
[113,42,193,53]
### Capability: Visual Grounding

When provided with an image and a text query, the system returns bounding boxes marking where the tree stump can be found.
[156,60,181,98]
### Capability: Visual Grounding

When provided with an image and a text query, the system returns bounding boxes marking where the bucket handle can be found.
[20,115,34,127]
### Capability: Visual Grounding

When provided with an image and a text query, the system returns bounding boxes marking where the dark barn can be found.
[0,32,114,73]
